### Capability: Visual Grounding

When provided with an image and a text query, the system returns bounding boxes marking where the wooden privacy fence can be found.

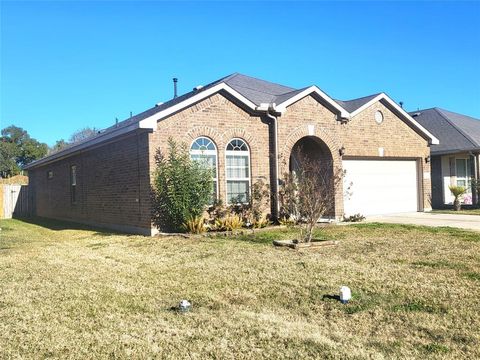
[0,185,31,219]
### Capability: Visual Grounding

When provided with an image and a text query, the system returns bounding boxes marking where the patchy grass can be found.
[432,208,480,216]
[463,272,480,281]
[0,219,479,359]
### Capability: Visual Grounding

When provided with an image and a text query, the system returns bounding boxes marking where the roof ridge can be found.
[411,107,436,113]
[277,86,310,96]
[224,73,295,92]
[435,107,480,121]
[337,92,382,103]
[433,108,478,148]
[226,83,279,95]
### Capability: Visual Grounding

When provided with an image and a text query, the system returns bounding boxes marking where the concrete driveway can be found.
[365,212,480,232]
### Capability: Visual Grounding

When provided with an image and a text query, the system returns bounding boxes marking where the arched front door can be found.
[289,136,336,217]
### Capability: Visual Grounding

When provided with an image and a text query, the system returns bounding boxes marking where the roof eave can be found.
[24,121,148,170]
[431,147,480,156]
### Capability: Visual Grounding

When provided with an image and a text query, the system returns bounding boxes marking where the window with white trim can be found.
[456,158,471,190]
[225,138,250,203]
[190,137,218,202]
[70,165,77,204]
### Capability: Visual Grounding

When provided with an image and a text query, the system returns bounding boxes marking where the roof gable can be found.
[436,108,480,147]
[410,108,480,154]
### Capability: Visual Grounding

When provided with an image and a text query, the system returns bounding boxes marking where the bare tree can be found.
[280,150,344,243]
[69,127,98,144]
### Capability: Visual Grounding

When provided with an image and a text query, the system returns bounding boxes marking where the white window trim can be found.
[70,165,77,186]
[190,137,219,201]
[455,157,472,193]
[225,138,251,204]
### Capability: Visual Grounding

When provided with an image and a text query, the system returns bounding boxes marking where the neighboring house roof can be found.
[409,108,480,155]
[25,73,438,169]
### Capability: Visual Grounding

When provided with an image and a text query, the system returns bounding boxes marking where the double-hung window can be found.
[190,137,218,202]
[225,138,250,204]
[455,158,471,190]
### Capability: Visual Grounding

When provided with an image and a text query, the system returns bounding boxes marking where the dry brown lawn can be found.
[0,218,479,359]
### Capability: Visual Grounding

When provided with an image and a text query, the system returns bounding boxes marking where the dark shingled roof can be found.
[409,108,480,155]
[104,73,302,132]
[334,93,381,113]
[26,73,385,168]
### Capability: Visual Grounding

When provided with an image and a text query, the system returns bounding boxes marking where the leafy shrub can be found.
[343,213,365,222]
[205,179,270,231]
[251,214,270,229]
[279,216,296,227]
[152,138,213,232]
[449,185,467,211]
[213,214,244,232]
[183,216,207,234]
[206,199,227,222]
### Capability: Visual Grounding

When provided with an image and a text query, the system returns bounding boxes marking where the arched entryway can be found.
[289,136,336,217]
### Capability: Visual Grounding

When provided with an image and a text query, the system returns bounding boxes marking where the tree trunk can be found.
[454,197,461,211]
[304,222,314,243]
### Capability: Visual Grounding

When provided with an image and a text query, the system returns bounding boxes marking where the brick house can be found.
[25,73,439,235]
[410,108,480,207]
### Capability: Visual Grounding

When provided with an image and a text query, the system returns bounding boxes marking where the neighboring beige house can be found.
[25,73,439,235]
[411,108,480,207]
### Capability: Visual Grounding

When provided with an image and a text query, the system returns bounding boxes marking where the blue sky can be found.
[1,1,479,146]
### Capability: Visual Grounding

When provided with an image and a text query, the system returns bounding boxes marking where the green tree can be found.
[152,138,213,232]
[0,141,20,177]
[0,125,48,177]
[51,139,69,153]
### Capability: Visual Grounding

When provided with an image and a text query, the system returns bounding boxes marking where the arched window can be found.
[190,137,218,202]
[225,138,250,203]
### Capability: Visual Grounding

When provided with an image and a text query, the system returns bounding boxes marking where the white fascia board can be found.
[350,93,440,145]
[275,86,350,118]
[138,83,257,129]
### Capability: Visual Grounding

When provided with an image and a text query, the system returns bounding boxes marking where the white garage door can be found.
[343,160,418,216]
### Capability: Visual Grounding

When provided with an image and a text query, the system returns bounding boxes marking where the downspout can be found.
[266,108,280,220]
[257,103,281,220]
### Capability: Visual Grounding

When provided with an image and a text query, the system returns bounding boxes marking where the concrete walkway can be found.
[364,212,480,232]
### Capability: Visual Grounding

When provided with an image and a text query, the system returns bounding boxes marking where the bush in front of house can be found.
[448,185,467,211]
[343,213,366,222]
[152,138,213,232]
[203,179,271,232]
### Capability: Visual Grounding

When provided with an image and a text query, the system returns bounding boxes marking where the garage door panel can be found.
[343,160,418,216]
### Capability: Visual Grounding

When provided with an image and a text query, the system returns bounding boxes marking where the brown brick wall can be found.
[29,90,433,235]
[148,93,272,207]
[277,95,432,213]
[29,131,153,234]
[149,92,433,219]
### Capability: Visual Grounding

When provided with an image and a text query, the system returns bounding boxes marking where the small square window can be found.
[47,170,54,179]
